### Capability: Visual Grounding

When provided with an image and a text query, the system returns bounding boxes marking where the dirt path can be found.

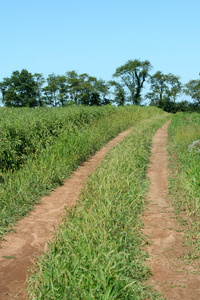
[0,129,131,299]
[143,121,200,300]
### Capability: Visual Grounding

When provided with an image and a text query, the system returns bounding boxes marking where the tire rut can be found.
[142,121,200,300]
[0,129,131,299]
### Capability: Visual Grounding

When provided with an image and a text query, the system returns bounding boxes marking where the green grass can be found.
[0,105,123,172]
[27,114,169,300]
[0,106,168,238]
[168,112,200,259]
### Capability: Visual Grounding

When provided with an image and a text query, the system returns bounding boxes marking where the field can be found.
[0,105,167,238]
[1,106,200,299]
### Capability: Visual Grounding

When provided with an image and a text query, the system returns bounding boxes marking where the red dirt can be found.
[142,121,200,300]
[0,129,131,299]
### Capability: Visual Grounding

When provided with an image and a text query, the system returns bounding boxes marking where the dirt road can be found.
[0,129,131,299]
[143,121,200,299]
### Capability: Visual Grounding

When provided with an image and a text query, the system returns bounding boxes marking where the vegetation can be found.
[0,105,166,238]
[168,113,200,259]
[0,70,111,108]
[112,59,152,105]
[184,73,200,105]
[0,106,117,173]
[28,112,169,299]
[146,71,182,109]
[0,60,199,113]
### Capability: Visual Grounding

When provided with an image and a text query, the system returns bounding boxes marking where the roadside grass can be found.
[0,105,121,173]
[168,112,200,259]
[27,114,169,300]
[0,106,167,238]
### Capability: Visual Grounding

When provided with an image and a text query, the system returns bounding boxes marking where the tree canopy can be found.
[184,74,200,104]
[0,63,199,112]
[0,69,44,107]
[145,71,183,112]
[113,59,152,105]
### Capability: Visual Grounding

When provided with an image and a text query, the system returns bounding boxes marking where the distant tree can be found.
[167,73,182,103]
[146,71,169,106]
[113,59,152,105]
[0,69,44,107]
[56,75,68,106]
[184,74,200,104]
[34,73,45,106]
[146,71,182,111]
[109,80,126,106]
[78,74,97,105]
[66,72,111,106]
[66,71,81,105]
[93,78,110,105]
[43,73,59,106]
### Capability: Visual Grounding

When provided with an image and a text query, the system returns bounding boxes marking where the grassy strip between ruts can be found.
[0,106,167,238]
[27,114,170,300]
[168,112,200,260]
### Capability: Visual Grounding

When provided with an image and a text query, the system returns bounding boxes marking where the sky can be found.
[0,0,200,103]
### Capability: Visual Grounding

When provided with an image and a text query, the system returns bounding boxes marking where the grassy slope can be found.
[0,106,166,238]
[28,114,170,300]
[168,112,200,259]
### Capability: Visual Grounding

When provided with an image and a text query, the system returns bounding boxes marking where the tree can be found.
[146,71,182,110]
[109,80,126,106]
[66,72,111,106]
[66,71,81,105]
[34,73,45,106]
[113,59,152,105]
[167,73,182,103]
[55,75,68,106]
[146,71,169,106]
[184,74,200,104]
[93,78,110,105]
[43,73,59,107]
[0,69,44,107]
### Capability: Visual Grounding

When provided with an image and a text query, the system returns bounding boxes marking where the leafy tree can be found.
[109,80,126,106]
[66,71,81,105]
[146,71,182,110]
[66,72,110,106]
[146,71,169,106]
[167,73,182,103]
[113,59,152,105]
[55,75,68,106]
[34,73,45,106]
[0,69,44,107]
[43,73,59,107]
[78,74,98,106]
[184,74,200,104]
[93,78,110,105]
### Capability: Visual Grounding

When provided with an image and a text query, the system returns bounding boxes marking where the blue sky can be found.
[0,0,199,102]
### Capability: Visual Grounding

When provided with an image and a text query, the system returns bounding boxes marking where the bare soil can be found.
[0,129,131,299]
[142,121,200,300]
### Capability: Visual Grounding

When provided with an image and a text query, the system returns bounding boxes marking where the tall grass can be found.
[27,114,169,299]
[0,106,121,172]
[168,112,200,258]
[0,106,167,238]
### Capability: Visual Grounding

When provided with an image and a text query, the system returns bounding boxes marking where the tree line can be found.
[0,59,199,112]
